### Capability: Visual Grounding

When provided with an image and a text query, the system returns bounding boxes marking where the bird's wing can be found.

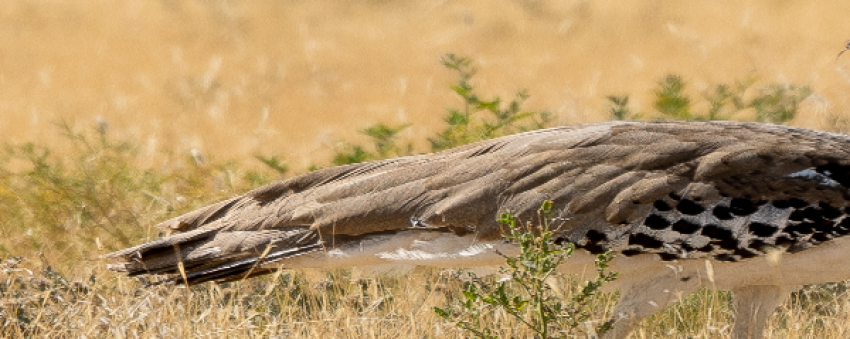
[103,121,850,283]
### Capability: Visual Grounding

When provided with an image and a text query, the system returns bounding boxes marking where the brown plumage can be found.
[103,121,850,338]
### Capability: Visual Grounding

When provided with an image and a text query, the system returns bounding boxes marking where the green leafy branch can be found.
[434,201,618,338]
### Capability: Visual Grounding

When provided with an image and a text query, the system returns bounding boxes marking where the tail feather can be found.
[149,243,324,285]
[102,227,219,260]
[103,226,320,283]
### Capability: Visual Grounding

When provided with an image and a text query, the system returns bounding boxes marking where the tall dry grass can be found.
[4,1,850,338]
[4,258,850,338]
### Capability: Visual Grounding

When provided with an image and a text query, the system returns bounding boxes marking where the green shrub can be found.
[326,54,553,166]
[428,54,553,151]
[750,83,811,123]
[654,75,693,120]
[434,201,618,338]
[0,121,281,266]
[0,122,158,253]
[606,95,631,121]
[331,123,413,166]
[610,74,811,123]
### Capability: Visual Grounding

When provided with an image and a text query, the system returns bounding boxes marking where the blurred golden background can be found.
[3,0,850,170]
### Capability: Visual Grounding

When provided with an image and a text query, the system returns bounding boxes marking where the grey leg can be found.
[603,271,701,339]
[730,285,799,339]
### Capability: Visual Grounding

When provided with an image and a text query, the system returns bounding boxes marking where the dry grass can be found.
[4,258,850,338]
[4,1,850,338]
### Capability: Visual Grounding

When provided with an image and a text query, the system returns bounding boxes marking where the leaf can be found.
[433,307,451,319]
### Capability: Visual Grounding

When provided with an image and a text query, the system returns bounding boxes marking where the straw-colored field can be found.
[4,1,850,169]
[4,1,850,338]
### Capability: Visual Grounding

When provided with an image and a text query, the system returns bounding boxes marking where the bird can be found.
[103,120,850,339]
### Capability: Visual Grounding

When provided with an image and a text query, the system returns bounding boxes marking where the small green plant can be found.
[654,75,693,120]
[429,54,553,151]
[326,54,554,166]
[434,201,618,338]
[331,123,413,166]
[609,74,811,123]
[750,83,812,123]
[245,155,289,187]
[607,95,631,120]
[255,155,288,175]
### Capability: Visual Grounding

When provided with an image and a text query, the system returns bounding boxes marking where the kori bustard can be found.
[105,120,850,338]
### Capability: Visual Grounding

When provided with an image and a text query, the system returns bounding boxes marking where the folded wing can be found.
[103,121,850,284]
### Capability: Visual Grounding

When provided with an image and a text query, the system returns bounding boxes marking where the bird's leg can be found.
[730,285,799,339]
[603,266,702,339]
